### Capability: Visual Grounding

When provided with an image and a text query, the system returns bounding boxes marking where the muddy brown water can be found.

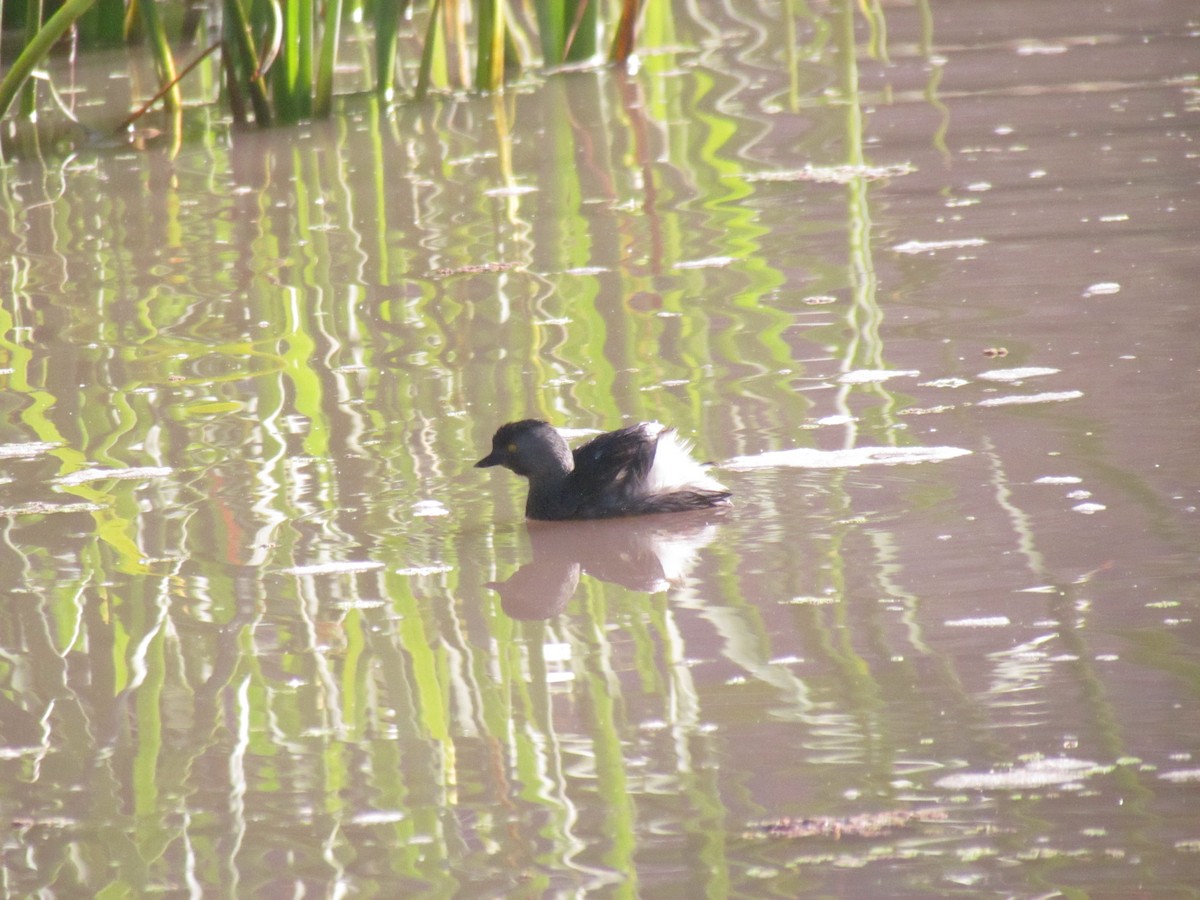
[0,0,1197,895]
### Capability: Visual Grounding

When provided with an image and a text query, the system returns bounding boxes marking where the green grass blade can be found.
[415,0,443,99]
[18,0,45,116]
[474,0,505,91]
[297,0,314,117]
[314,0,344,117]
[270,0,308,122]
[374,0,411,99]
[0,0,98,120]
[77,0,125,46]
[137,0,182,112]
[222,0,273,124]
[532,0,565,64]
[563,0,596,62]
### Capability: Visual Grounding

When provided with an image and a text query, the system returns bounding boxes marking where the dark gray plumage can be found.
[476,419,731,521]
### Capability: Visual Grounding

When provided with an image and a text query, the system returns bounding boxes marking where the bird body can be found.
[476,419,731,521]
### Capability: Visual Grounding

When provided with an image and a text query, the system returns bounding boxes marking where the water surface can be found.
[1,0,1198,895]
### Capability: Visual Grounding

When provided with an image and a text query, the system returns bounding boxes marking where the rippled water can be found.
[1,0,1198,895]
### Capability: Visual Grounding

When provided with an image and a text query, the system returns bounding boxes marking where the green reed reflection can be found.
[2,0,1160,895]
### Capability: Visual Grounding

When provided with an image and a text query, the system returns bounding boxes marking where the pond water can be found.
[1,0,1198,895]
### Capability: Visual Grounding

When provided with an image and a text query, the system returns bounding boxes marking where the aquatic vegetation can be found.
[0,0,647,126]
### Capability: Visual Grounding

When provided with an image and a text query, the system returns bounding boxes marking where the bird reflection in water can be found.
[487,510,727,620]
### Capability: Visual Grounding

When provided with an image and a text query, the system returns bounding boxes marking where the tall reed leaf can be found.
[415,0,444,99]
[610,0,644,63]
[375,0,413,100]
[475,0,505,91]
[137,0,182,112]
[533,0,566,64]
[314,0,343,116]
[563,0,597,62]
[223,0,273,124]
[0,0,97,120]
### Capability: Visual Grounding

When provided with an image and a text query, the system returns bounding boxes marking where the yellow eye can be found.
[506,442,518,453]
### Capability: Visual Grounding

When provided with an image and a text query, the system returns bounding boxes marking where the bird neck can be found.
[525,470,571,520]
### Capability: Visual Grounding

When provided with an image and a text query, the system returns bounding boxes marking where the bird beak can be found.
[475,451,501,468]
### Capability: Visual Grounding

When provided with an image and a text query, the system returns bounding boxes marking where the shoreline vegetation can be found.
[0,0,646,130]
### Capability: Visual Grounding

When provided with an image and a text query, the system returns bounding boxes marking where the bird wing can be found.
[566,424,659,516]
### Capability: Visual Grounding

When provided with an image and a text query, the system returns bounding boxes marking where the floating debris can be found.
[893,237,988,254]
[55,466,172,487]
[976,367,1060,382]
[936,757,1107,791]
[349,810,407,825]
[0,501,104,517]
[673,256,734,270]
[483,185,537,197]
[412,499,450,517]
[837,369,920,385]
[976,390,1083,407]
[983,347,1009,357]
[0,441,60,459]
[920,377,971,389]
[1015,40,1069,55]
[334,599,388,610]
[945,615,1011,628]
[742,163,915,184]
[395,564,454,577]
[1083,281,1121,297]
[10,815,79,829]
[746,808,948,840]
[784,595,837,606]
[429,261,522,277]
[282,560,385,576]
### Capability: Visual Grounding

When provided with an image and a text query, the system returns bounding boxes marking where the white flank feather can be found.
[642,424,727,494]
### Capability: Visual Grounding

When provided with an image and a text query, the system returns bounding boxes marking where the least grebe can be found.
[476,419,732,521]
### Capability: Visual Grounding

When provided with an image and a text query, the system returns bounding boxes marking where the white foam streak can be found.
[723,445,971,471]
